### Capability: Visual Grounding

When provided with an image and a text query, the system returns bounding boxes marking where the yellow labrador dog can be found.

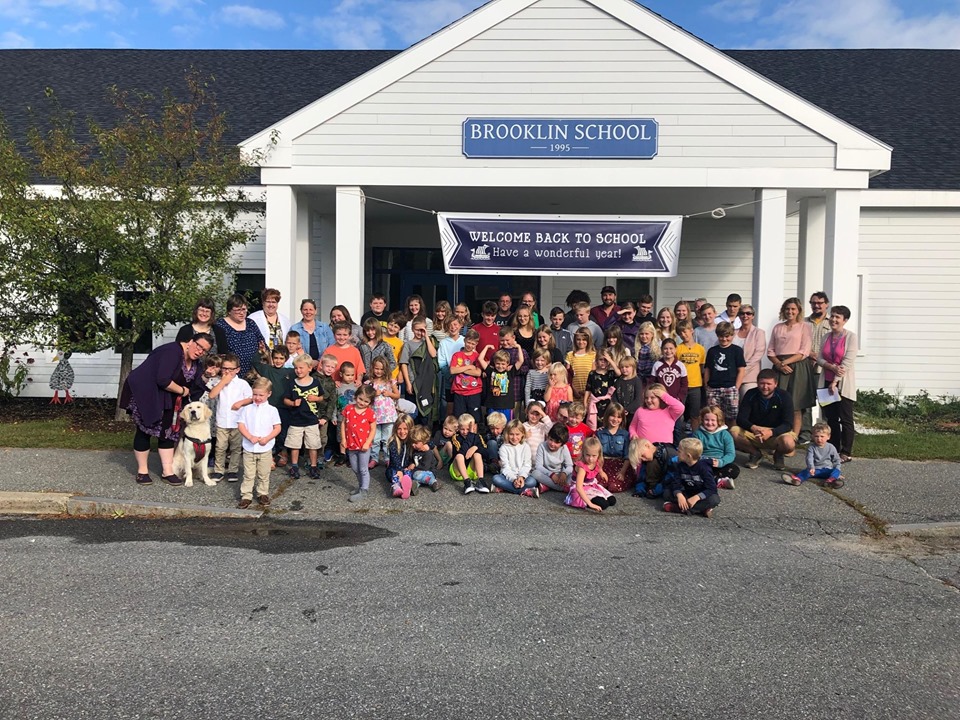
[172,401,215,488]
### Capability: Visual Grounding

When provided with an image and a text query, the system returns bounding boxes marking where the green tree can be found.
[0,72,268,418]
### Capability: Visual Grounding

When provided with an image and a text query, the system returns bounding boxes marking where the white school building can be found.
[4,0,958,398]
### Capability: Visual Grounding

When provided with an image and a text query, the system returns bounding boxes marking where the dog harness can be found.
[183,433,212,462]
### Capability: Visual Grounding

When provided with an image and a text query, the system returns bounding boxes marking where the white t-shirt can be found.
[238,401,281,453]
[215,378,253,429]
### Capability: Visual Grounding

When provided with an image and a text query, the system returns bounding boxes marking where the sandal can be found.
[135,473,153,485]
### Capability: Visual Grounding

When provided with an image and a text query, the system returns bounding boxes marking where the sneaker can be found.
[349,489,368,503]
[476,479,491,493]
[825,477,845,489]
[316,460,325,471]
[522,486,540,499]
[429,479,441,492]
[781,472,802,486]
[662,501,676,513]
[744,453,762,469]
[772,452,786,471]
[238,498,252,509]
[324,448,334,462]
[717,477,735,490]
[538,482,549,494]
[210,472,223,482]
[410,479,419,496]
[308,465,320,480]
[289,465,300,480]
[226,473,239,483]
[135,473,152,485]
[463,482,476,495]
[368,459,378,470]
[704,508,714,519]
[400,475,413,499]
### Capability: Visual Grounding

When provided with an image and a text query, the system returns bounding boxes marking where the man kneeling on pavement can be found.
[730,368,796,471]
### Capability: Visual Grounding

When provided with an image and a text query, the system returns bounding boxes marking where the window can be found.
[235,273,266,313]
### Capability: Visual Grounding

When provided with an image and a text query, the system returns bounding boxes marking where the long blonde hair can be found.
[388,414,414,453]
[635,321,662,360]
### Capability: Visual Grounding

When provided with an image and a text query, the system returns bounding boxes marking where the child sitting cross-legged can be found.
[782,422,844,489]
[662,437,720,518]
[596,402,630,493]
[532,422,573,493]
[484,411,507,474]
[492,419,539,497]
[693,405,740,490]
[410,424,442,492]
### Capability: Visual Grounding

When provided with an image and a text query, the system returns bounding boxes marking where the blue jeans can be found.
[796,467,841,483]
[373,422,394,460]
[348,449,371,490]
[412,470,437,486]
[492,473,537,494]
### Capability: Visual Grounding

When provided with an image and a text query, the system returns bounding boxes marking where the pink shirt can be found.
[766,322,811,358]
[628,392,684,444]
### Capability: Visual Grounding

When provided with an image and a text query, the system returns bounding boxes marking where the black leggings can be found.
[134,428,175,452]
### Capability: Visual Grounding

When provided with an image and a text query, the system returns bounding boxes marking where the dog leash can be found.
[171,395,183,433]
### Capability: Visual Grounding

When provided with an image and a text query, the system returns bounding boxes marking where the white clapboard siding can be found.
[857,208,960,395]
[291,0,836,170]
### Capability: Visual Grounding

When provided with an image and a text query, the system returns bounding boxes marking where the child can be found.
[694,303,720,353]
[653,338,689,445]
[482,349,517,422]
[384,313,406,379]
[584,352,616,430]
[326,322,366,383]
[449,328,484,426]
[693,405,739,490]
[433,415,458,467]
[333,362,360,466]
[283,353,325,480]
[624,437,677,498]
[782,422,844,488]
[252,344,293,468]
[341,384,378,503]
[565,436,616,512]
[536,326,564,365]
[548,306,574,358]
[704,321,746,427]
[524,349,550,405]
[283,331,303,368]
[566,301,604,349]
[386,414,415,499]
[601,325,630,378]
[676,320,706,430]
[484,411,507,473]
[199,354,222,467]
[492,420,538,497]
[565,328,596,400]
[437,315,465,416]
[313,353,338,467]
[634,322,661,383]
[472,300,501,360]
[663,437,720,518]
[451,414,488,494]
[544,361,573,422]
[522,401,553,459]
[532,423,573,492]
[236,377,282,508]
[366,356,400,468]
[613,356,646,421]
[563,401,593,463]
[359,318,397,382]
[208,352,251,483]
[360,292,389,330]
[628,384,684,444]
[596,402,629,491]
[410,424,441,492]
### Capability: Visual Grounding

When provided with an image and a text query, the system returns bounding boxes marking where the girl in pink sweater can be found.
[628,384,684,444]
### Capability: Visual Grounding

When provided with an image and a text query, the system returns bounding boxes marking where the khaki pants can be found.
[241,451,272,500]
[214,427,243,476]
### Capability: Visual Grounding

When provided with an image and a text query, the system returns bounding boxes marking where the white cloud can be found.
[706,0,763,23]
[0,29,32,47]
[108,29,130,47]
[151,0,200,12]
[310,0,483,49]
[61,20,94,33]
[221,4,285,31]
[736,0,960,49]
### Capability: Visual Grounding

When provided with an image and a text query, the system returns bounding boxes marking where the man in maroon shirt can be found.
[590,285,620,329]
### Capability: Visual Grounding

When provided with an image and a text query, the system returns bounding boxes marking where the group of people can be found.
[119,283,858,515]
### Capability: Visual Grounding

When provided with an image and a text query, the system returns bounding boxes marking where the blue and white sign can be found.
[462,118,658,159]
[438,213,682,277]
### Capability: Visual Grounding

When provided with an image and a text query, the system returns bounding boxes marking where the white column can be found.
[318,216,337,313]
[752,188,788,338]
[824,189,861,325]
[264,185,296,320]
[292,196,311,310]
[335,186,366,316]
[797,196,826,303]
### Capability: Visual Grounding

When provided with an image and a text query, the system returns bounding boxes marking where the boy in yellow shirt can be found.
[676,320,706,431]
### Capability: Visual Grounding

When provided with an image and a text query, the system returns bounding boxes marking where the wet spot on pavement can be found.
[249,605,268,620]
[303,608,317,624]
[425,541,462,547]
[441,581,461,586]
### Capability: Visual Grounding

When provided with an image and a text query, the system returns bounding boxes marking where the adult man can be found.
[716,293,743,330]
[731,368,796,471]
[636,294,655,326]
[494,293,514,327]
[590,285,620,329]
[801,291,831,442]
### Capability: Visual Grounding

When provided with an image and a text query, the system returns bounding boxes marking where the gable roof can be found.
[0,47,956,190]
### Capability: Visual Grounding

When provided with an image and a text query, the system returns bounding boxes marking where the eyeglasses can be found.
[739,311,754,316]
[810,300,827,306]
[221,366,239,372]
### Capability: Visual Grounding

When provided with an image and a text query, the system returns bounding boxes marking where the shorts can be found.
[285,423,323,450]
[733,428,797,455]
[706,385,739,422]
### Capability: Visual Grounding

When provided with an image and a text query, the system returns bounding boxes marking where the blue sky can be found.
[2,0,960,50]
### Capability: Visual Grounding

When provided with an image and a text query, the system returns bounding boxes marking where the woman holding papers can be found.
[815,305,858,462]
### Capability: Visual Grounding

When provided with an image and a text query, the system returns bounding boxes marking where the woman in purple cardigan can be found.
[733,304,766,399]
[119,333,213,486]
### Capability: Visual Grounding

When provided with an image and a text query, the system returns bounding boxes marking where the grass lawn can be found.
[0,418,130,451]
[853,430,960,462]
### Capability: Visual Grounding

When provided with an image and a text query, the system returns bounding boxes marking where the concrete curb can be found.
[0,491,263,520]
[887,521,960,536]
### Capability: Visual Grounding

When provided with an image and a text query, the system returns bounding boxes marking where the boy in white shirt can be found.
[237,377,282,508]
[208,352,252,483]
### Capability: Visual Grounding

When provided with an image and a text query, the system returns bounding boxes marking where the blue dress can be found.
[216,318,265,374]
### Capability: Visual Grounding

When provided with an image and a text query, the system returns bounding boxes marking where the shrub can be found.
[0,345,34,400]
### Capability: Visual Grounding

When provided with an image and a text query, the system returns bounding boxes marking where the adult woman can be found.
[329,305,362,346]
[249,288,290,351]
[520,291,545,328]
[815,305,858,462]
[655,306,676,344]
[120,333,213,485]
[359,317,397,380]
[733,304,766,399]
[175,298,227,354]
[767,297,815,435]
[399,294,433,342]
[291,299,335,366]
[215,294,266,375]
[512,305,537,357]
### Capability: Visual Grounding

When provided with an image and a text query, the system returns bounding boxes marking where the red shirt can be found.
[450,350,483,396]
[565,422,594,462]
[324,343,366,383]
[472,322,500,360]
[341,404,375,451]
